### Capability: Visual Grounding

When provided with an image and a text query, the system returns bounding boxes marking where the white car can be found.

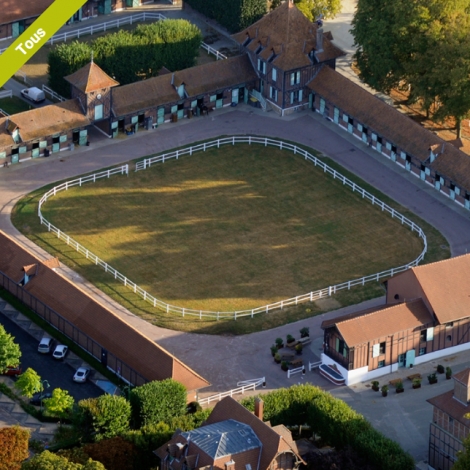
[73,367,90,383]
[52,344,68,360]
[38,337,55,354]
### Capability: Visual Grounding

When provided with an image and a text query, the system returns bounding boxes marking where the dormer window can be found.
[268,48,277,62]
[243,34,251,47]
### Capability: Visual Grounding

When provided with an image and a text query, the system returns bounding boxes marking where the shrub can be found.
[270,345,278,356]
[428,372,438,383]
[300,327,310,338]
[395,381,404,392]
[371,380,379,391]
[0,425,29,470]
[286,334,295,344]
[446,367,452,378]
[437,364,445,374]
[281,361,289,371]
[84,436,136,470]
[275,338,283,348]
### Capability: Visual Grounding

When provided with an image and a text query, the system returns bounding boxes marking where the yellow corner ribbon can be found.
[0,0,88,88]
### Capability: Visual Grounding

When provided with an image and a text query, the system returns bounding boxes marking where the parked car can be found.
[30,392,52,406]
[20,87,45,103]
[38,337,55,354]
[52,345,68,360]
[73,367,90,383]
[1,365,22,376]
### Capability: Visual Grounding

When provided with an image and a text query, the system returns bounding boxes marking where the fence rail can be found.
[0,90,12,99]
[42,85,66,102]
[201,42,227,60]
[199,377,265,406]
[38,137,427,320]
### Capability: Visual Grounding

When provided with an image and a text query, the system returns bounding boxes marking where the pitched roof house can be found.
[0,231,209,394]
[321,255,470,385]
[155,397,304,470]
[427,368,470,470]
[232,1,344,114]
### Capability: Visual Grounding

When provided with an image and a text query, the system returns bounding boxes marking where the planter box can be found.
[412,384,421,389]
[396,388,404,394]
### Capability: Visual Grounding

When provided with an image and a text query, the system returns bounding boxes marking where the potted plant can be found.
[286,334,295,346]
[428,372,438,384]
[300,327,310,338]
[270,345,278,357]
[371,380,380,392]
[446,367,452,380]
[295,343,303,355]
[412,378,422,389]
[281,361,289,372]
[381,385,388,397]
[274,353,281,364]
[437,364,445,374]
[275,338,284,349]
[395,381,404,394]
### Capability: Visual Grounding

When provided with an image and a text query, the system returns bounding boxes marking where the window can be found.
[378,360,385,368]
[270,86,278,102]
[272,68,277,82]
[290,90,302,104]
[446,322,454,329]
[419,347,426,356]
[379,342,386,354]
[372,343,380,358]
[94,103,103,120]
[447,335,452,342]
[257,59,266,74]
[290,71,300,86]
[420,330,427,342]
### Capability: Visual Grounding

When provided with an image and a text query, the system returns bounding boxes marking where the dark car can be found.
[1,365,22,376]
[30,392,52,406]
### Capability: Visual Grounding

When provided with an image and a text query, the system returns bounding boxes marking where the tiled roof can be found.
[1,0,54,25]
[65,61,119,93]
[454,369,470,388]
[42,257,60,269]
[409,254,470,324]
[112,74,180,117]
[206,397,303,469]
[173,55,258,97]
[430,147,470,191]
[233,2,344,71]
[330,299,433,347]
[0,232,209,392]
[308,66,445,163]
[180,420,262,459]
[23,264,37,276]
[0,100,90,144]
[428,390,470,428]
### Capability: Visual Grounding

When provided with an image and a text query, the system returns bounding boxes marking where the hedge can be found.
[240,384,414,470]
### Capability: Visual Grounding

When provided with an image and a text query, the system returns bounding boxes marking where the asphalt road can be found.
[0,312,102,403]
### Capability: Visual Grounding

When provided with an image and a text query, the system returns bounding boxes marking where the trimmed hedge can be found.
[240,384,414,470]
[185,0,266,33]
[48,19,202,98]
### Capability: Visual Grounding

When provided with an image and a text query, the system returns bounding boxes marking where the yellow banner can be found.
[0,0,87,88]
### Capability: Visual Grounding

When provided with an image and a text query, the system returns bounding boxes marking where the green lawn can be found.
[0,96,31,115]
[11,141,449,334]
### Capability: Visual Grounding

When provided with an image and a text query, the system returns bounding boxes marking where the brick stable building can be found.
[428,368,470,470]
[321,255,470,385]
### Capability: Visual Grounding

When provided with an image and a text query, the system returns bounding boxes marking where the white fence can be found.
[38,136,427,320]
[201,42,227,60]
[287,365,305,378]
[42,85,66,102]
[198,377,265,406]
[14,71,29,85]
[0,90,12,99]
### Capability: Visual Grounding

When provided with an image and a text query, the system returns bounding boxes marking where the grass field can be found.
[12,141,450,334]
[0,97,31,114]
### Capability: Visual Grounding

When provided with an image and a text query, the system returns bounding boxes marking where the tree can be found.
[22,450,105,470]
[454,430,470,470]
[15,368,42,399]
[83,436,136,470]
[0,425,29,470]
[44,388,75,419]
[78,394,131,442]
[130,379,187,428]
[0,324,21,373]
[294,0,342,21]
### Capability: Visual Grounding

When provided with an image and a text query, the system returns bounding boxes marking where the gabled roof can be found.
[206,397,303,470]
[233,2,344,71]
[181,419,262,459]
[112,73,180,117]
[427,390,470,428]
[0,100,90,144]
[324,299,433,347]
[406,254,470,324]
[1,0,54,25]
[173,55,257,97]
[65,61,119,93]
[454,369,470,388]
[0,231,209,392]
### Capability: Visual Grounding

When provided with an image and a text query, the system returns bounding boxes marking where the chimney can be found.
[225,460,235,470]
[316,27,324,53]
[254,398,264,420]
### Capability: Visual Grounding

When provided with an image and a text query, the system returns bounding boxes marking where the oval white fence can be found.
[38,136,427,320]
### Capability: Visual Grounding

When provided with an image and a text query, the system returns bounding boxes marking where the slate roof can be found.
[65,61,119,93]
[0,231,209,392]
[0,100,90,144]
[233,2,344,71]
[405,254,470,324]
[1,0,54,25]
[173,55,258,97]
[181,420,262,459]
[324,299,434,347]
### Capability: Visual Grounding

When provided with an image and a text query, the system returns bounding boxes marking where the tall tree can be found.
[43,388,75,419]
[15,368,42,398]
[0,324,21,372]
[0,426,29,470]
[294,0,342,21]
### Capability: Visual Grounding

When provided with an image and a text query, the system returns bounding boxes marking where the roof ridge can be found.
[412,254,468,272]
